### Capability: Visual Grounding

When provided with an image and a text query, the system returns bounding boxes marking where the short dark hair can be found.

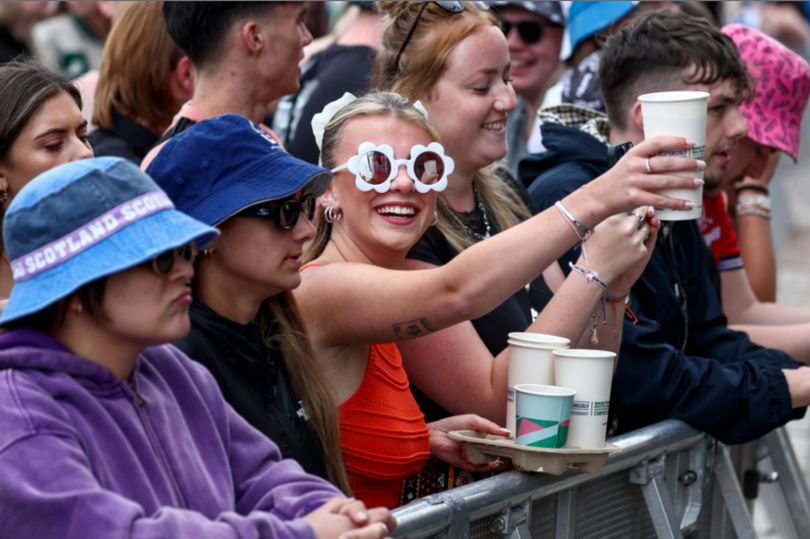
[1,278,107,333]
[163,2,281,68]
[599,10,753,131]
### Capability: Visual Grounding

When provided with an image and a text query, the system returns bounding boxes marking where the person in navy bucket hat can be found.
[146,114,361,496]
[147,113,332,226]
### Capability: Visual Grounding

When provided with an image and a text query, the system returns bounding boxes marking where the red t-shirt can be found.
[698,194,744,272]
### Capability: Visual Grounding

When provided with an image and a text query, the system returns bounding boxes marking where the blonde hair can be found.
[373,1,531,253]
[304,91,441,262]
[260,293,352,495]
[93,1,185,132]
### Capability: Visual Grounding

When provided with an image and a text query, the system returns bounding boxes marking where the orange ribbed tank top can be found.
[339,342,430,508]
[300,262,431,508]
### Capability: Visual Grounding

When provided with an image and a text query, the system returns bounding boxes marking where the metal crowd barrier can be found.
[390,420,810,539]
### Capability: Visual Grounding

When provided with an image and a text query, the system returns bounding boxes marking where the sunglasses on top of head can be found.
[237,194,317,230]
[150,243,196,276]
[331,142,454,194]
[395,1,489,68]
[500,19,551,44]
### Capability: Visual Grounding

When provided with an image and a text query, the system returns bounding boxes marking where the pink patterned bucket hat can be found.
[723,24,810,162]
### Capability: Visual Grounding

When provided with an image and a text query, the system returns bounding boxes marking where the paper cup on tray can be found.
[515,384,576,448]
[553,349,616,449]
[506,333,570,436]
[638,90,709,221]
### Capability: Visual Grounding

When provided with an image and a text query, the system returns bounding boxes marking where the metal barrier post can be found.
[760,428,810,537]
[491,498,533,538]
[554,489,576,539]
[629,458,684,539]
[714,444,757,539]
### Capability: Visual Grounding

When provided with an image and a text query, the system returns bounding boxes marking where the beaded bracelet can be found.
[737,194,771,211]
[736,207,771,219]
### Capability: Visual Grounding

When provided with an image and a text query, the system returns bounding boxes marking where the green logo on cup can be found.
[515,416,570,448]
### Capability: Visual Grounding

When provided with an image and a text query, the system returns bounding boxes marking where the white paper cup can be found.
[506,333,570,436]
[638,90,709,221]
[553,349,616,449]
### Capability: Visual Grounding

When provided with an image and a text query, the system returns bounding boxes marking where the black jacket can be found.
[519,112,804,444]
[89,111,159,166]
[174,300,329,480]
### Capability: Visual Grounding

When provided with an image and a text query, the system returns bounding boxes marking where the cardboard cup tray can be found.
[449,430,620,475]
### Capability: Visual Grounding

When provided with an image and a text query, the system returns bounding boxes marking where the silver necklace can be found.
[469,187,491,241]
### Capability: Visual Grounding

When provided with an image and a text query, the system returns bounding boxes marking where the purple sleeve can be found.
[0,432,318,539]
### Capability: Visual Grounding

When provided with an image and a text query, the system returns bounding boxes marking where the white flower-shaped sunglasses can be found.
[331,142,454,194]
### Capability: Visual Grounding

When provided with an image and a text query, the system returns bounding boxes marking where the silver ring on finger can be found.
[641,226,650,241]
[633,213,645,224]
[645,157,653,174]
[378,522,390,537]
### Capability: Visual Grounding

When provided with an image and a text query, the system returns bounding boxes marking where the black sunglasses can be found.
[238,194,316,230]
[151,243,196,276]
[395,1,489,69]
[501,20,549,44]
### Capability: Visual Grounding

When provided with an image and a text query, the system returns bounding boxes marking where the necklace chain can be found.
[469,187,491,241]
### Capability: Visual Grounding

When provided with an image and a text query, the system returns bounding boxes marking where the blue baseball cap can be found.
[568,1,636,53]
[146,114,333,227]
[1,157,219,324]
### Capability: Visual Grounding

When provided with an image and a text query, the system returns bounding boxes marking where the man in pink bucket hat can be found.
[699,23,810,362]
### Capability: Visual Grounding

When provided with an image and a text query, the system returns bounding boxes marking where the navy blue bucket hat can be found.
[146,113,333,226]
[1,157,219,324]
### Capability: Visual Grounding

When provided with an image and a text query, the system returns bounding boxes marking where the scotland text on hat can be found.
[11,191,174,282]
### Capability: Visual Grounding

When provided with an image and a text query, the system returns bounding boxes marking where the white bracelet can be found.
[737,194,771,211]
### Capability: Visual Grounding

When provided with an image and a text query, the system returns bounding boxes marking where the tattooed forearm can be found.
[392,317,438,340]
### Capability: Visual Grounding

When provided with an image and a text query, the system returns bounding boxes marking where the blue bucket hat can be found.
[146,113,333,226]
[1,157,219,324]
[568,1,636,53]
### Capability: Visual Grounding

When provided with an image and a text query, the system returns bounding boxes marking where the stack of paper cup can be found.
[553,349,616,449]
[506,332,570,436]
[638,90,710,221]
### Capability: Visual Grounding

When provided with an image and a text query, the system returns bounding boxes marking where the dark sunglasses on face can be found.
[395,1,489,69]
[237,194,316,230]
[151,243,196,276]
[500,20,548,44]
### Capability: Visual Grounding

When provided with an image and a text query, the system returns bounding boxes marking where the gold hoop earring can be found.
[432,211,439,226]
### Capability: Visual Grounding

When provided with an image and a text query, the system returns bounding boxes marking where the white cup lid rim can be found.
[515,384,577,397]
[553,349,617,359]
[508,339,570,351]
[507,332,571,345]
[638,90,710,103]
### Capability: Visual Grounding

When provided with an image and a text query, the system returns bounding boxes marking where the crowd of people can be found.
[1,2,810,537]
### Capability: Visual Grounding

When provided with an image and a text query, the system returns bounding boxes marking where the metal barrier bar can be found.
[392,420,704,538]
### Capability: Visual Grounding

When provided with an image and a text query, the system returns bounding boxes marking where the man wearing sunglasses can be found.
[489,2,564,174]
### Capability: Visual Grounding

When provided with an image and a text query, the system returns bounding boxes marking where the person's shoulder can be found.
[0,368,77,452]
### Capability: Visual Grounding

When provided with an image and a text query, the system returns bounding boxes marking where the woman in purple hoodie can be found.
[0,157,395,539]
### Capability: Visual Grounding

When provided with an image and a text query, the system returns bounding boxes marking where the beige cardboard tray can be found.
[449,430,620,475]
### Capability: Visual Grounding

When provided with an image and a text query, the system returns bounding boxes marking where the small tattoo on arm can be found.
[392,317,438,340]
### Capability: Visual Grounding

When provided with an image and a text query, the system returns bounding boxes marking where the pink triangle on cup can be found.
[517,418,546,438]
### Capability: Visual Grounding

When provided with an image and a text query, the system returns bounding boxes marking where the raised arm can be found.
[398,210,658,422]
[297,137,699,346]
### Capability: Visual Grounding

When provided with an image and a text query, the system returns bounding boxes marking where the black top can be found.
[407,177,554,423]
[173,300,329,480]
[273,44,376,165]
[0,25,29,64]
[89,111,160,166]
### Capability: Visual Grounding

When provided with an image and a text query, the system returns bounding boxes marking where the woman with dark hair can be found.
[90,1,194,165]
[146,113,351,495]
[0,58,92,298]
[0,156,395,539]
